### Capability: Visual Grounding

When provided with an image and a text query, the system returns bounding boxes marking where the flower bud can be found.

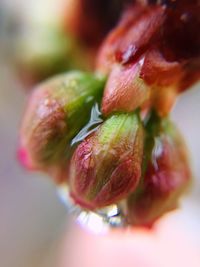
[101,62,150,116]
[97,4,166,116]
[96,4,165,75]
[15,27,93,86]
[18,71,105,182]
[69,112,144,210]
[126,114,191,227]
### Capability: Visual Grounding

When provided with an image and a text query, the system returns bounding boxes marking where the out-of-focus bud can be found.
[15,27,93,86]
[69,112,144,210]
[101,62,150,116]
[126,113,191,227]
[18,71,105,183]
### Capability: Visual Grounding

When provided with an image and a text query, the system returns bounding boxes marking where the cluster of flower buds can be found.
[18,0,199,227]
[97,0,200,116]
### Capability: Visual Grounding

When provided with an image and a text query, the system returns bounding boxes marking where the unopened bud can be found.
[126,113,191,227]
[69,112,144,209]
[18,71,105,182]
[101,62,149,116]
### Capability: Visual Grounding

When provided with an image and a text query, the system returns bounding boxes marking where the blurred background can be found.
[0,1,200,267]
[0,1,70,267]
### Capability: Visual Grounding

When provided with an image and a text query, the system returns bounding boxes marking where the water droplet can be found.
[121,44,136,64]
[71,103,103,146]
[151,137,163,170]
[138,56,145,67]
[57,184,126,233]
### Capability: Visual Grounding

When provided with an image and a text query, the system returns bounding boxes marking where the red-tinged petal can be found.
[179,58,200,92]
[70,138,95,197]
[96,31,120,75]
[102,62,150,116]
[96,3,165,73]
[18,144,69,184]
[116,5,166,64]
[94,126,144,207]
[140,49,183,87]
[94,158,140,207]
[96,4,146,74]
[139,49,183,116]
[69,113,144,210]
[127,116,191,227]
[151,86,178,117]
[17,147,35,171]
